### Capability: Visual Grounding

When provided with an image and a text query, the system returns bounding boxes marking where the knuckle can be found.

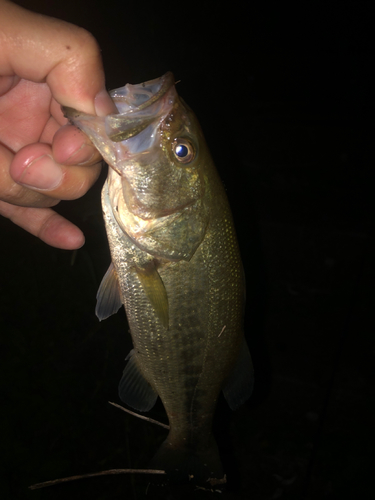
[63,163,102,200]
[69,27,101,61]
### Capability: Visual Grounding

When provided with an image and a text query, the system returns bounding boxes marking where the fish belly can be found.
[119,218,243,481]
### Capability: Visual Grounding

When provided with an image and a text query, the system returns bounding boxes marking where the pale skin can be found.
[0,0,117,249]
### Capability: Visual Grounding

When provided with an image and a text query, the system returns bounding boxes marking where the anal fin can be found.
[119,349,158,412]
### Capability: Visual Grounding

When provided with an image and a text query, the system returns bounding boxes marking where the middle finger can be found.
[9,142,102,204]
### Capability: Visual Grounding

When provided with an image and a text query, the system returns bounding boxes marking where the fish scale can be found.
[63,72,254,484]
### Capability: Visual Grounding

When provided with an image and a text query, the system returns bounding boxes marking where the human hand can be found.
[0,1,116,249]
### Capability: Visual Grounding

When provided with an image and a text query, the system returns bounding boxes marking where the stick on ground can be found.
[29,468,166,490]
[108,401,170,429]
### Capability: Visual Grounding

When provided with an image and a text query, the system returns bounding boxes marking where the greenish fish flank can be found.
[64,72,254,484]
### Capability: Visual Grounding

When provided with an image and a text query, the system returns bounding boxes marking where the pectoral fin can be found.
[95,262,123,321]
[119,349,158,412]
[222,338,254,410]
[135,262,169,329]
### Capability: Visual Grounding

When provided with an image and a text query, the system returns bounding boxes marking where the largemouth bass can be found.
[64,72,253,484]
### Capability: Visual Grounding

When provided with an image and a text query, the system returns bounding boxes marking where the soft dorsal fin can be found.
[222,338,254,410]
[95,262,123,321]
[134,262,169,329]
[118,349,158,412]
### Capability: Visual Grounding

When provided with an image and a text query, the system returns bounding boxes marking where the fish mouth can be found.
[111,72,175,112]
[105,72,176,144]
[104,72,196,222]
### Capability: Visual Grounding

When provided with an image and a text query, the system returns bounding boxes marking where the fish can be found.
[63,72,254,484]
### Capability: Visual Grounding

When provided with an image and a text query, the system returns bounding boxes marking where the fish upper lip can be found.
[104,72,177,148]
[130,72,175,112]
[110,72,175,114]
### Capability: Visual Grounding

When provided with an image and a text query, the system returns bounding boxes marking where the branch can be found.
[29,468,166,490]
[108,401,170,430]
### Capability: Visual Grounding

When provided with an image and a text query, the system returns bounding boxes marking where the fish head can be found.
[107,72,206,220]
[64,73,210,261]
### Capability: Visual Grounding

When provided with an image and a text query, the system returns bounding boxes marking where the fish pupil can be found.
[175,144,188,157]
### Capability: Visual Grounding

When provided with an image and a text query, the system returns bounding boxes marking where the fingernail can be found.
[65,143,96,165]
[19,155,63,190]
[94,89,117,116]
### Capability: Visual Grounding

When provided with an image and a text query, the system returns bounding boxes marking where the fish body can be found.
[64,73,253,483]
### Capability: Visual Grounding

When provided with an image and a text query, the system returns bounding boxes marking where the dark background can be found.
[0,1,374,499]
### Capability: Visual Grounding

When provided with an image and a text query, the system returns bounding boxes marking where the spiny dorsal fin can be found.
[134,262,169,329]
[95,262,122,321]
[118,349,158,412]
[222,338,254,410]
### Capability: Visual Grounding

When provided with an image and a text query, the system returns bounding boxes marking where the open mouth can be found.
[105,72,176,144]
[110,72,175,111]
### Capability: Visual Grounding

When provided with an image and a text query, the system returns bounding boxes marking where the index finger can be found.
[0,1,115,116]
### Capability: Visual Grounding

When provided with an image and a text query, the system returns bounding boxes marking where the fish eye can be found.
[172,138,195,164]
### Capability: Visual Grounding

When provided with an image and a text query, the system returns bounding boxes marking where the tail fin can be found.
[149,435,225,486]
